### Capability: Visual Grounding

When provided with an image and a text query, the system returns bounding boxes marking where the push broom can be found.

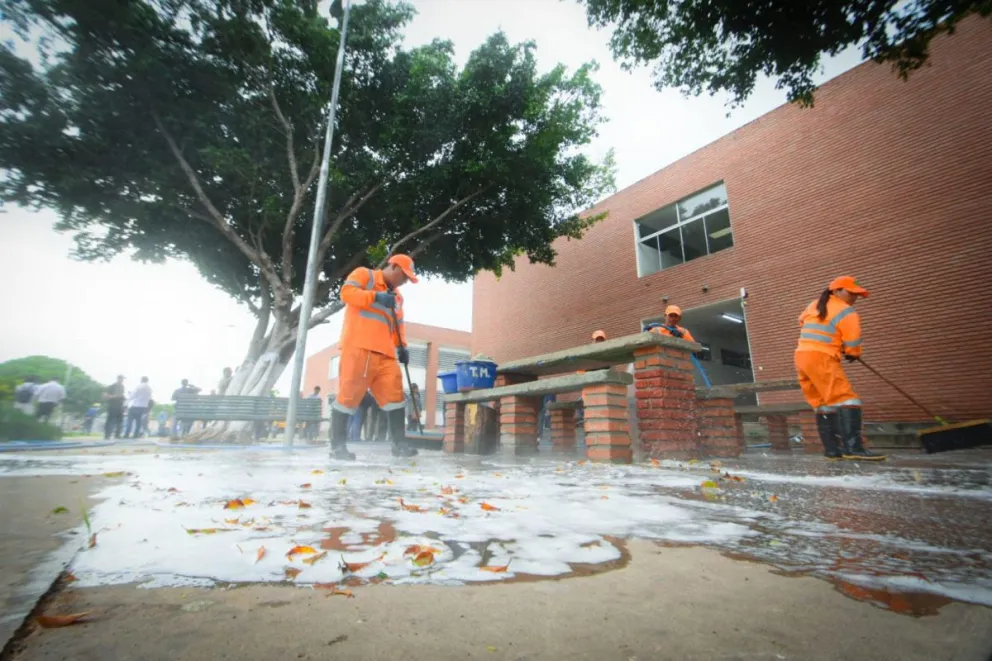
[855,358,991,454]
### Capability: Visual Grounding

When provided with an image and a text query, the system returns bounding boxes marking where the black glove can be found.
[844,354,859,363]
[668,327,684,339]
[374,291,397,309]
[397,346,409,365]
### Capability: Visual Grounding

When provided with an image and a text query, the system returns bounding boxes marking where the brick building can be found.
[472,19,992,425]
[304,322,472,430]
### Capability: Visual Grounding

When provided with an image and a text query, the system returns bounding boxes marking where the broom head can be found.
[918,419,992,454]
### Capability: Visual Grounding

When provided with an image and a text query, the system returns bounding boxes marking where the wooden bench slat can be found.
[443,370,633,404]
[175,396,322,422]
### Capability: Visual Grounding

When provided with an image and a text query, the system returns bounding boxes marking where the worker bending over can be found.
[644,305,695,342]
[329,254,420,460]
[795,276,885,461]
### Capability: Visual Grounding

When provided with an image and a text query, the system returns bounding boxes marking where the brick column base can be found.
[444,402,465,453]
[581,384,632,463]
[550,409,577,452]
[765,415,791,452]
[696,397,742,457]
[634,345,697,459]
[499,395,539,454]
[797,410,822,454]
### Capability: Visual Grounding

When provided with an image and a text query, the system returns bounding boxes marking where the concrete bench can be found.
[693,380,805,455]
[442,370,634,463]
[174,395,323,423]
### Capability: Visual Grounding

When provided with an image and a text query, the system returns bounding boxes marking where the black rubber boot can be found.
[838,407,886,461]
[816,412,844,459]
[328,408,356,461]
[388,408,418,458]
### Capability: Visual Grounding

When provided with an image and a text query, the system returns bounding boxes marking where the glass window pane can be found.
[635,203,678,238]
[678,182,727,221]
[704,208,733,253]
[658,227,684,269]
[682,218,707,262]
[637,236,662,277]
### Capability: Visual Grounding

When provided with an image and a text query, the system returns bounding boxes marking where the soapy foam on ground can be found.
[1,446,990,609]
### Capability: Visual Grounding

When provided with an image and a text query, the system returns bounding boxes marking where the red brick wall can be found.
[304,322,471,430]
[472,19,992,423]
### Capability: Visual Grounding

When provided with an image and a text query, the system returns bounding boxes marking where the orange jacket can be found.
[649,324,695,343]
[796,295,862,359]
[339,267,406,357]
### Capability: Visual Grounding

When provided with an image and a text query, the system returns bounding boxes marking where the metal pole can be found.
[284,0,352,446]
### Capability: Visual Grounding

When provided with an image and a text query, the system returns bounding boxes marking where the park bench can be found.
[174,395,323,424]
[696,379,806,453]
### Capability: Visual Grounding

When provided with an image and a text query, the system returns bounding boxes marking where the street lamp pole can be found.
[284,0,352,446]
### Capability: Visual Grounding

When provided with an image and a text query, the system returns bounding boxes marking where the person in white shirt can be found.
[13,376,39,416]
[125,376,153,439]
[33,378,67,424]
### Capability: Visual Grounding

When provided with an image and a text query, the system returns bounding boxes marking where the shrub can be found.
[0,405,63,441]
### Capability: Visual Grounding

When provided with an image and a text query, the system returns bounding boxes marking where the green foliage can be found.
[151,402,174,417]
[0,405,63,441]
[583,0,991,107]
[0,356,103,415]
[0,0,616,317]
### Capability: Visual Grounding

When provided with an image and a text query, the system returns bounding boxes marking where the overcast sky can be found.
[0,0,863,396]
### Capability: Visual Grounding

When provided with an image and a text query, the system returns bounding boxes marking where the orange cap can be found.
[829,276,869,297]
[592,330,606,341]
[387,254,419,284]
[665,305,682,317]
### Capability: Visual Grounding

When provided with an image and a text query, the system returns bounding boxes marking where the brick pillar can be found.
[581,384,632,463]
[695,397,742,457]
[797,410,822,454]
[443,402,465,453]
[499,396,539,454]
[549,408,577,452]
[633,345,697,459]
[765,415,791,452]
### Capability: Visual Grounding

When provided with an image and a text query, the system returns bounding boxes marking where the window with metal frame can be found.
[327,355,340,379]
[635,182,734,277]
[438,348,471,372]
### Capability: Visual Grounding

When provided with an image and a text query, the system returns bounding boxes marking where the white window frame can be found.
[327,354,340,379]
[633,182,733,277]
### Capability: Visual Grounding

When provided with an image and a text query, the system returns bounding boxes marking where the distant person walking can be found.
[13,376,39,416]
[104,375,126,440]
[125,377,153,439]
[33,378,67,424]
[171,379,201,436]
[406,383,422,432]
[83,404,98,433]
[305,386,322,441]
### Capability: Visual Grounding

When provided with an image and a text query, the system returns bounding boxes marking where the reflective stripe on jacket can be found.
[339,267,406,357]
[796,295,862,359]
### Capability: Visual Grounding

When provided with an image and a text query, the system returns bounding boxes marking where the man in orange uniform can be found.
[795,276,885,461]
[644,305,695,342]
[330,254,419,460]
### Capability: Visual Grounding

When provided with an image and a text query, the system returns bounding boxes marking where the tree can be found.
[0,356,104,415]
[582,0,991,107]
[0,0,615,439]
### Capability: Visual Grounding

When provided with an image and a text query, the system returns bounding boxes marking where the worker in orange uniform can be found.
[644,305,695,342]
[592,330,607,343]
[795,276,885,461]
[330,254,419,460]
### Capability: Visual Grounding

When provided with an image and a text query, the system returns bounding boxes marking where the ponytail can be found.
[816,288,832,320]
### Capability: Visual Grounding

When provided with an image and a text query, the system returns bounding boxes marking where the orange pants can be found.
[794,351,862,412]
[333,347,405,413]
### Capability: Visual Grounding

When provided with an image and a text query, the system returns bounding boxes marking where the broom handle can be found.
[388,292,425,436]
[855,357,940,421]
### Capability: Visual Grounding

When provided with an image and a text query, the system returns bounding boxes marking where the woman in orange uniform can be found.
[795,276,885,461]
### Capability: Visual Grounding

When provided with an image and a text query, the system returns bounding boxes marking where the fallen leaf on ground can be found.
[103,472,127,478]
[223,499,245,510]
[769,495,779,503]
[253,527,271,532]
[439,507,452,516]
[286,545,318,560]
[404,544,441,557]
[398,498,426,513]
[650,458,660,467]
[454,474,465,479]
[279,500,299,506]
[184,528,232,535]
[224,518,240,525]
[241,498,256,506]
[284,567,302,580]
[412,550,434,567]
[492,472,503,477]
[36,612,93,628]
[310,469,324,475]
[480,502,500,512]
[51,506,68,515]
[458,496,469,504]
[299,483,312,489]
[700,480,720,489]
[328,588,354,598]
[299,501,312,509]
[338,478,347,485]
[88,533,97,548]
[600,495,609,500]
[167,487,180,494]
[481,561,511,573]
[440,486,456,495]
[303,551,328,566]
[339,555,377,573]
[487,646,498,653]
[64,572,78,582]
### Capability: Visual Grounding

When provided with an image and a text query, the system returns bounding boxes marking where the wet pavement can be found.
[0,444,989,618]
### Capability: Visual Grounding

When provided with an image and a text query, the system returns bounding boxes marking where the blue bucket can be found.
[455,360,498,391]
[437,370,460,395]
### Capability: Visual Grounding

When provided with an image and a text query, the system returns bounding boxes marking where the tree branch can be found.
[383,185,491,263]
[248,275,273,357]
[315,181,385,267]
[151,109,283,293]
[269,80,300,192]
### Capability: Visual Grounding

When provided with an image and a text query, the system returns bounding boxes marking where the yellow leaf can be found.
[299,501,312,509]
[412,550,434,567]
[303,551,328,566]
[224,518,240,525]
[480,502,500,512]
[700,480,720,490]
[284,567,302,580]
[310,469,324,475]
[286,545,318,560]
[769,495,779,503]
[256,546,266,564]
[223,499,245,510]
[338,478,347,485]
[242,498,256,506]
[103,472,127,478]
[185,528,232,535]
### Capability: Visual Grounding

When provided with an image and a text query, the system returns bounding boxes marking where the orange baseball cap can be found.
[592,330,606,341]
[665,305,682,317]
[829,276,869,297]
[387,254,419,284]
